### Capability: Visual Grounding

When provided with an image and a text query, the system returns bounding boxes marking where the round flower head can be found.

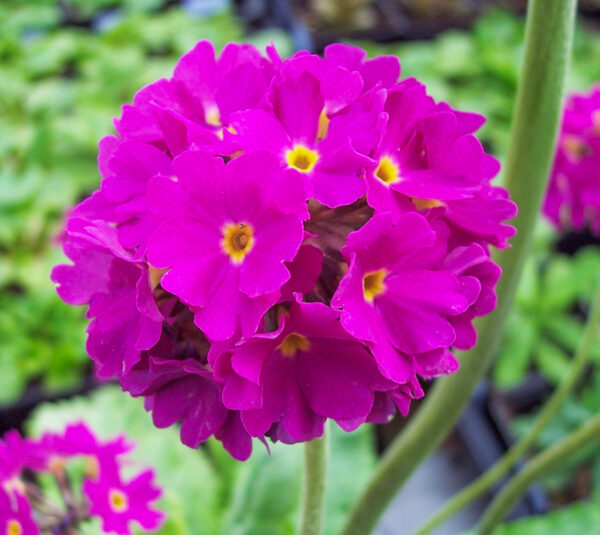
[53,40,516,458]
[544,86,600,234]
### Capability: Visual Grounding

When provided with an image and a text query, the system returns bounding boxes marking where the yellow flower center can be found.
[363,269,387,302]
[317,110,330,140]
[108,489,128,513]
[411,198,444,210]
[374,156,400,185]
[278,333,311,357]
[563,135,589,160]
[286,145,319,173]
[6,520,22,535]
[205,105,221,127]
[222,223,254,263]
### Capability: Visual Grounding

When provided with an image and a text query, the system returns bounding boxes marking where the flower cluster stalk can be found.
[299,429,329,535]
[416,274,600,535]
[339,1,577,533]
[477,411,600,534]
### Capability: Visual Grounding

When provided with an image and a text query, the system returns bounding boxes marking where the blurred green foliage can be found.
[494,500,600,535]
[29,386,376,534]
[358,9,600,160]
[512,368,600,500]
[495,242,600,387]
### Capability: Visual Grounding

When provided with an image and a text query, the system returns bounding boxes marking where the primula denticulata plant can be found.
[51,40,516,456]
[22,1,599,534]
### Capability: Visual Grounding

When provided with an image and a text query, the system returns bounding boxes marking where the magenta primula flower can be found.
[544,86,600,234]
[52,218,163,378]
[0,489,38,535]
[84,470,163,535]
[121,343,253,461]
[231,72,373,208]
[116,41,275,156]
[332,212,470,382]
[52,40,516,458]
[146,150,306,340]
[41,422,133,480]
[211,298,394,443]
[0,424,163,534]
[0,431,46,483]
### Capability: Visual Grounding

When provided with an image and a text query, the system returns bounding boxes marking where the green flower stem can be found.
[477,411,600,534]
[298,428,329,535]
[339,2,577,534]
[416,276,600,535]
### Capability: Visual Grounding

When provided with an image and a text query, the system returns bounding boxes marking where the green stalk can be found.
[339,2,577,534]
[416,276,600,535]
[477,411,600,534]
[298,429,329,535]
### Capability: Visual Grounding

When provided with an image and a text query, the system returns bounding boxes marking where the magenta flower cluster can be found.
[52,41,516,460]
[544,86,600,234]
[0,423,163,535]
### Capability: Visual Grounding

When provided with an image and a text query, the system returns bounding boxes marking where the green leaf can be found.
[494,312,538,386]
[493,499,600,535]
[534,339,572,384]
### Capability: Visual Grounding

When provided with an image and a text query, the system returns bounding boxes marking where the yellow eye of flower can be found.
[286,145,319,173]
[7,520,22,535]
[374,156,400,185]
[222,223,254,263]
[109,489,129,513]
[363,269,387,302]
[278,333,311,357]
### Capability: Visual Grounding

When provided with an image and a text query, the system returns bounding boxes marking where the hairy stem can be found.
[298,429,329,535]
[339,1,577,534]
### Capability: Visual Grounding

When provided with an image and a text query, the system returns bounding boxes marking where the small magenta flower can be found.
[84,470,163,535]
[231,72,373,207]
[146,150,306,340]
[52,40,516,458]
[332,212,470,382]
[211,298,393,443]
[544,86,600,234]
[0,489,38,535]
[51,219,163,378]
[115,41,275,156]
